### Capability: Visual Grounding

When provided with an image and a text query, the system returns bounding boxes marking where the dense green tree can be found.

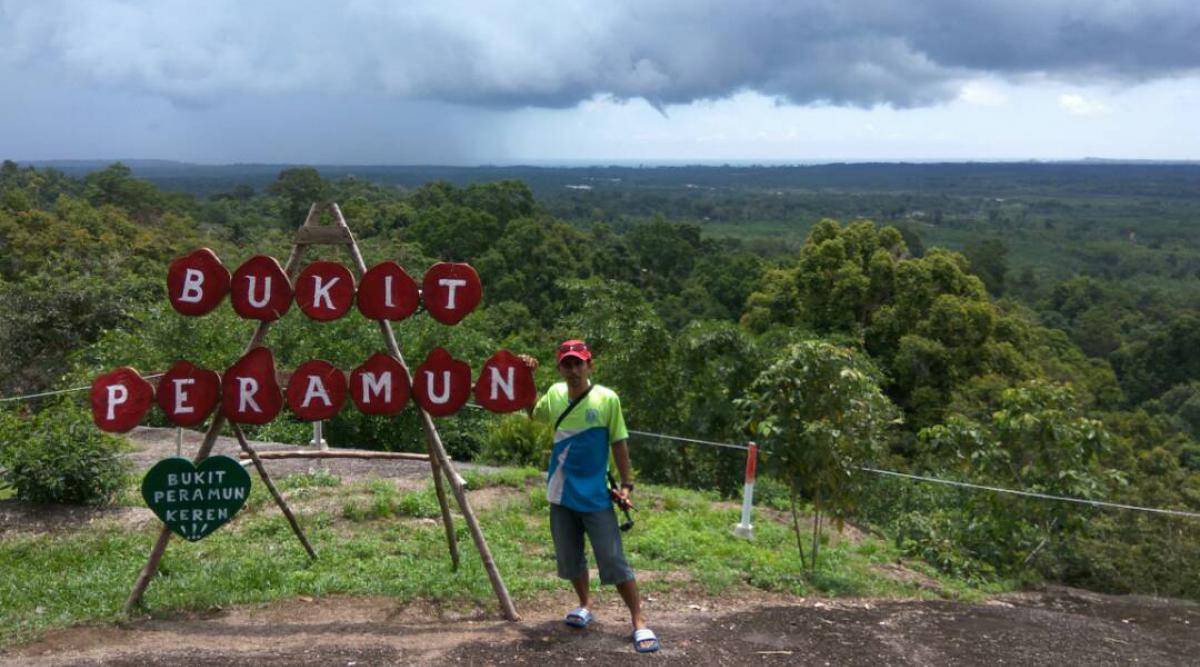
[691,250,764,320]
[552,278,674,433]
[81,163,169,214]
[267,167,327,226]
[641,321,765,493]
[911,382,1117,577]
[963,238,1008,296]
[474,215,590,323]
[407,204,502,262]
[1112,315,1200,405]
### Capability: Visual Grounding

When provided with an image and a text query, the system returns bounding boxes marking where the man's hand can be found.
[519,354,540,417]
[612,486,634,511]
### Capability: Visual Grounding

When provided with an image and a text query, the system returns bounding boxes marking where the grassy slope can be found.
[0,468,1003,649]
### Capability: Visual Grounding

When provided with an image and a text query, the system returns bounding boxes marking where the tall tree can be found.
[267,167,326,226]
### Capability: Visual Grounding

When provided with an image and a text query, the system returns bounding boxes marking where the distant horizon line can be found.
[14,156,1200,168]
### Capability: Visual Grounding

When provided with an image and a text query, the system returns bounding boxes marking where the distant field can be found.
[23,159,1200,283]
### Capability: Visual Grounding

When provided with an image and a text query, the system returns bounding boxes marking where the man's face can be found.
[557,356,592,386]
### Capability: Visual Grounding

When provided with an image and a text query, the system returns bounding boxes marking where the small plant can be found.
[738,340,897,572]
[394,488,441,518]
[341,499,370,522]
[276,470,341,491]
[0,401,130,504]
[479,413,552,468]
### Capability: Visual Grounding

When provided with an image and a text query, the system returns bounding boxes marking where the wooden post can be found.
[124,205,319,614]
[231,423,317,560]
[422,413,520,621]
[332,204,519,619]
[428,451,460,571]
[330,206,463,568]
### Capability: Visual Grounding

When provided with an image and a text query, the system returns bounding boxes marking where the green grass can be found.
[461,466,542,490]
[0,471,1003,649]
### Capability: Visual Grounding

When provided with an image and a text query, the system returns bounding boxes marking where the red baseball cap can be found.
[556,339,592,364]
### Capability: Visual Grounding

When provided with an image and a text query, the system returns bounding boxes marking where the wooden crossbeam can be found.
[238,450,430,461]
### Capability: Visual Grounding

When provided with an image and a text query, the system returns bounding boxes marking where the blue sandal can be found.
[564,607,593,628]
[633,627,660,653]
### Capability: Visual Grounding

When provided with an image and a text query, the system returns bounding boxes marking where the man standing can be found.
[523,339,659,653]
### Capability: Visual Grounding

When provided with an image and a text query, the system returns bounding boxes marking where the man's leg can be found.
[571,572,590,610]
[550,504,591,618]
[582,509,644,629]
[615,579,645,630]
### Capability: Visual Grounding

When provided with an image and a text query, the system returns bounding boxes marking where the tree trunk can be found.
[811,493,822,572]
[789,477,807,571]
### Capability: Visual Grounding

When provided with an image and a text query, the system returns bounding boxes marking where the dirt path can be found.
[3,587,1196,666]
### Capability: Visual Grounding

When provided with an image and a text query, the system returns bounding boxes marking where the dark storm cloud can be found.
[2,0,1198,110]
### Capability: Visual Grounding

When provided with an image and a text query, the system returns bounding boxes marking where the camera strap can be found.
[554,384,595,431]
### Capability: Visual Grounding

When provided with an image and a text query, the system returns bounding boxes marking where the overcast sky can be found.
[2,0,1198,164]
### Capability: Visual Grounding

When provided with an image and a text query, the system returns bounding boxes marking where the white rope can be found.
[624,428,1200,519]
[372,400,1200,519]
[0,384,92,402]
[858,466,1200,519]
[0,373,164,404]
[627,429,752,451]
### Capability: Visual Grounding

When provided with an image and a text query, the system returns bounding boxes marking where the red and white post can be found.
[733,441,758,539]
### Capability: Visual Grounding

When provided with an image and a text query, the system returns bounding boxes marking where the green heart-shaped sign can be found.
[142,456,252,541]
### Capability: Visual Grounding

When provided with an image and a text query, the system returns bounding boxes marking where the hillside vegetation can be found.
[1,160,1198,602]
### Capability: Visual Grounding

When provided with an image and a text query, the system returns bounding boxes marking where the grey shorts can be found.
[549,503,636,585]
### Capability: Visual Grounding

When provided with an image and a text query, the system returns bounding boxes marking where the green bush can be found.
[0,401,130,504]
[479,413,551,468]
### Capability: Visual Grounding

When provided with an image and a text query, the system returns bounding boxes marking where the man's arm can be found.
[518,354,540,417]
[612,439,634,505]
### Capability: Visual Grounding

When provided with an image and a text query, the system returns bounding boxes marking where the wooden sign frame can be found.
[124,203,519,621]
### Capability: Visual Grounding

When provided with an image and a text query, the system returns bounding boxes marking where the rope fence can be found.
[627,429,753,451]
[0,383,93,403]
[0,374,164,404]
[857,466,1200,519]
[4,379,1197,520]
[623,428,1200,520]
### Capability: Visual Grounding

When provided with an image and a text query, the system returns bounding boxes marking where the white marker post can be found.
[310,420,328,472]
[311,420,328,450]
[733,442,758,539]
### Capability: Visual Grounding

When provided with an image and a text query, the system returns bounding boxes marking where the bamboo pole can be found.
[124,204,319,614]
[329,205,462,570]
[428,450,460,571]
[333,204,519,619]
[231,423,317,560]
[423,416,520,621]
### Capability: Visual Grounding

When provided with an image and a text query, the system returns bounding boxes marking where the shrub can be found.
[0,401,130,504]
[479,413,551,468]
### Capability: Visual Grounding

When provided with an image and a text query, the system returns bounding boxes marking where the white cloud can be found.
[958,81,1008,107]
[1059,94,1111,115]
